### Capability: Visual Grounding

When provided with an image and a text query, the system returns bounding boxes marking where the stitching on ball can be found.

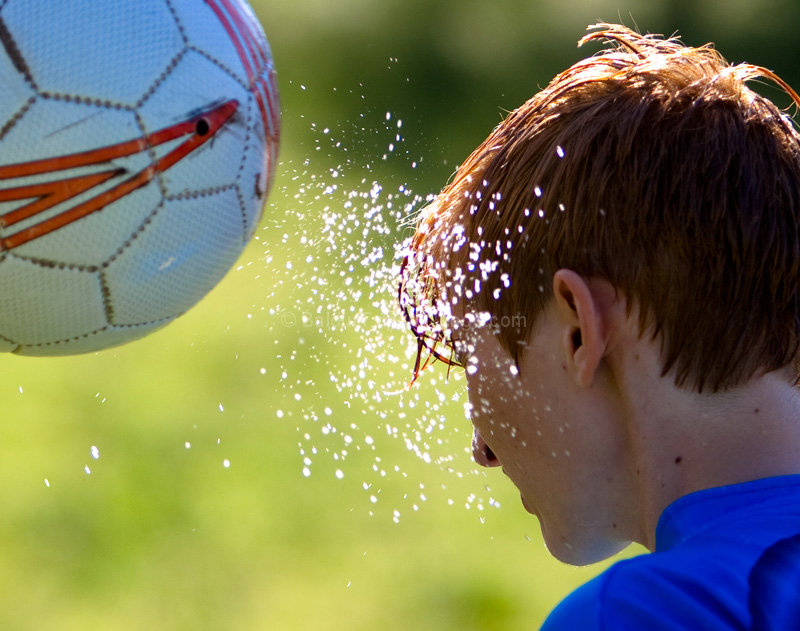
[0,94,35,141]
[136,47,188,110]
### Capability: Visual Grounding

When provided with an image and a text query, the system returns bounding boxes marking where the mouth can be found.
[512,487,539,516]
[471,429,500,467]
[520,493,537,516]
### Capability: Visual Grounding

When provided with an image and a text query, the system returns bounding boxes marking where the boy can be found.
[399,23,800,629]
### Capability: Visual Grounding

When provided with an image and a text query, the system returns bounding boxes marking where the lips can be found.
[472,428,500,467]
[520,493,537,516]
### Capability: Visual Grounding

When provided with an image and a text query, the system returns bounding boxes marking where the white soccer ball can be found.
[0,0,280,355]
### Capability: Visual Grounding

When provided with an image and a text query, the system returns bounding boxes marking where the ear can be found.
[552,269,607,388]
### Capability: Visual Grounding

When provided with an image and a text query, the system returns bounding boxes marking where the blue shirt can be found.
[541,476,800,630]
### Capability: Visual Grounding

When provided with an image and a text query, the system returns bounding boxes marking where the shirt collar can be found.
[655,475,800,552]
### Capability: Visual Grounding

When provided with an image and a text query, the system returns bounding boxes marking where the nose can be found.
[472,428,500,468]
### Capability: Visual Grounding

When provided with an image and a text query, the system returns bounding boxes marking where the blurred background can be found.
[2,0,799,629]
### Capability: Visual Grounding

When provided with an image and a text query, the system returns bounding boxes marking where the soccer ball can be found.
[0,0,280,355]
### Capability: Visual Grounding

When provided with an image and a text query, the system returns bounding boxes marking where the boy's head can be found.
[400,23,800,393]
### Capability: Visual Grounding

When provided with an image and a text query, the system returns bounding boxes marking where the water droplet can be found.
[90,445,100,460]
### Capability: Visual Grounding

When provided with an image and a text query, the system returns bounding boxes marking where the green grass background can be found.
[2,0,798,628]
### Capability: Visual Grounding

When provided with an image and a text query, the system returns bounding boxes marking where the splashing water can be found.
[250,78,504,522]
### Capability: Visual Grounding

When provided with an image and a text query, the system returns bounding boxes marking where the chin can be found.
[542,524,630,566]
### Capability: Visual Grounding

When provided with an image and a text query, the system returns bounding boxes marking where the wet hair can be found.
[399,23,800,392]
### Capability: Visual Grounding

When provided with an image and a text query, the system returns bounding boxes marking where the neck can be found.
[620,366,800,551]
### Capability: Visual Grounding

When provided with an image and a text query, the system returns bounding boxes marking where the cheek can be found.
[465,364,495,416]
[466,380,524,448]
[465,345,532,444]
[466,384,493,432]
[466,353,517,401]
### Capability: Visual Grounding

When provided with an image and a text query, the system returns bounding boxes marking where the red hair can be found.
[400,23,800,392]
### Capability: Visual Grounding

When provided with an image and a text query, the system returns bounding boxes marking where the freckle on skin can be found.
[754,408,760,414]
[674,456,682,465]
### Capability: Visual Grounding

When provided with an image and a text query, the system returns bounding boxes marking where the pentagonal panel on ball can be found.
[0,100,159,267]
[0,98,141,163]
[104,189,245,326]
[136,49,250,196]
[170,0,272,89]
[0,254,107,345]
[2,0,184,106]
